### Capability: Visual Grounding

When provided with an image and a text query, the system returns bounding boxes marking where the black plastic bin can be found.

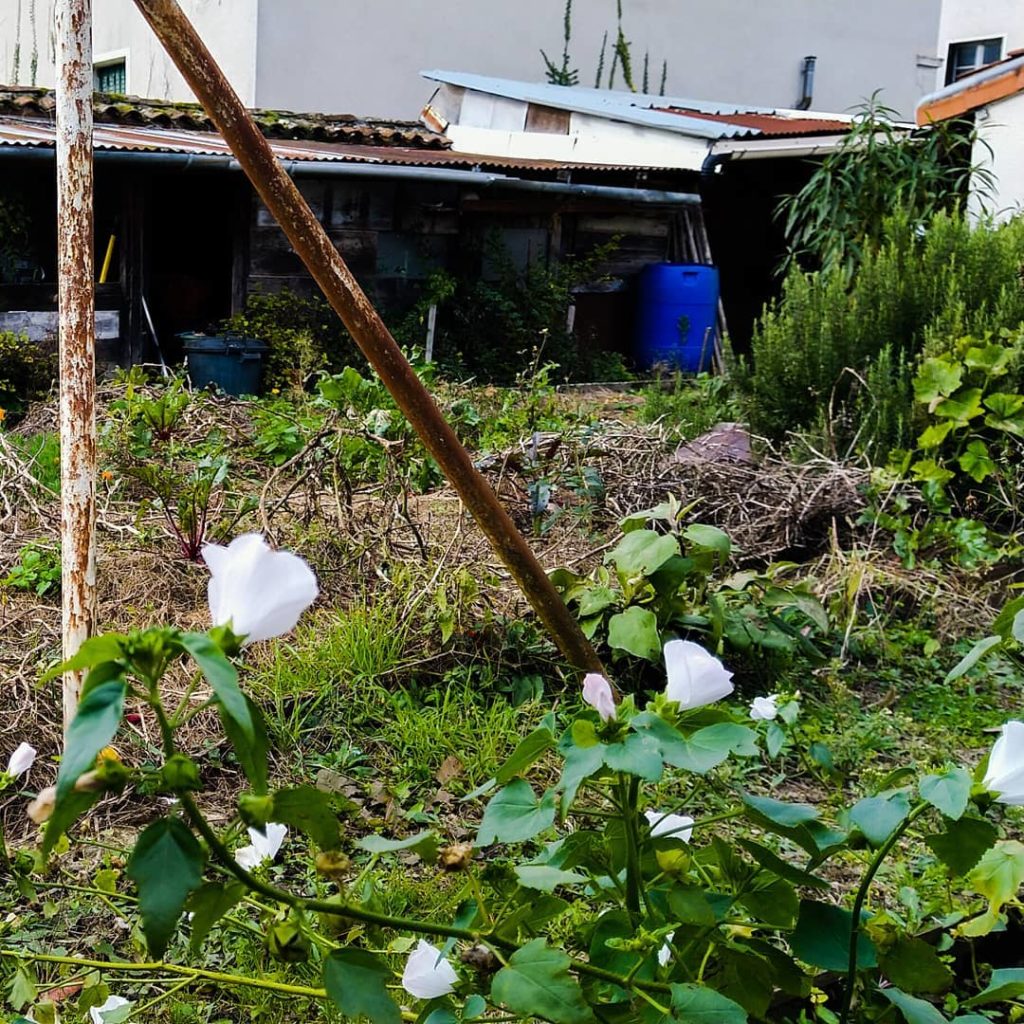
[180,333,268,397]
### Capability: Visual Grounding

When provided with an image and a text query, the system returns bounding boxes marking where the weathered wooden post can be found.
[130,0,606,677]
[55,0,97,732]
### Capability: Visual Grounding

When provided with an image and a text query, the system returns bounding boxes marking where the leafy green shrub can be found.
[744,212,1024,447]
[222,289,363,392]
[0,332,57,420]
[426,238,620,384]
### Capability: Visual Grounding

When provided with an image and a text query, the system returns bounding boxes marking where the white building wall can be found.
[969,90,1024,223]
[0,0,258,104]
[255,0,945,118]
[938,0,1024,82]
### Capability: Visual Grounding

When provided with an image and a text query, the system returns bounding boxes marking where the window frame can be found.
[945,36,1004,85]
[93,50,130,95]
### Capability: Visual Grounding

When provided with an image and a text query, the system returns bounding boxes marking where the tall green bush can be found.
[745,212,1024,448]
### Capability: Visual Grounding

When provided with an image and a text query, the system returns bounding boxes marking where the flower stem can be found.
[838,802,929,1024]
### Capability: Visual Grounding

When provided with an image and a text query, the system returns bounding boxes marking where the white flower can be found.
[203,533,318,645]
[235,822,288,870]
[658,931,675,966]
[401,939,459,998]
[6,742,36,778]
[644,809,694,843]
[749,695,779,721]
[582,673,616,722]
[90,995,131,1024]
[663,639,734,709]
[983,720,1024,805]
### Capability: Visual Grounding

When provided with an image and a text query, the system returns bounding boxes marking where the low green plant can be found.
[552,497,828,688]
[4,431,60,494]
[0,332,56,421]
[2,544,60,597]
[129,455,229,561]
[22,553,1024,1024]
[640,372,738,438]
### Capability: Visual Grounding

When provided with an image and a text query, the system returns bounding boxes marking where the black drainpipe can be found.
[796,55,816,110]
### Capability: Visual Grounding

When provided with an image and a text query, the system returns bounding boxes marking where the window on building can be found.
[94,59,127,95]
[946,38,1002,84]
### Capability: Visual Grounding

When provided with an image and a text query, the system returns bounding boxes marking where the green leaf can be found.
[609,529,679,577]
[993,594,1024,639]
[464,994,488,1020]
[926,816,999,876]
[984,391,1024,436]
[919,767,971,821]
[557,739,605,815]
[478,780,557,845]
[879,937,953,995]
[220,695,269,795]
[357,829,438,860]
[742,793,818,828]
[640,716,758,774]
[323,948,401,1024]
[934,388,984,427]
[578,587,618,617]
[682,524,732,560]
[669,984,748,1023]
[957,440,997,483]
[964,967,1024,1007]
[944,635,1002,683]
[969,840,1024,913]
[271,785,341,850]
[735,839,830,890]
[964,344,1010,375]
[187,882,245,950]
[607,606,661,661]
[917,421,955,449]
[738,878,798,928]
[54,679,126,803]
[490,939,595,1024]
[879,987,948,1024]
[790,900,876,972]
[602,732,664,781]
[41,633,127,681]
[514,865,588,891]
[127,819,205,957]
[496,725,555,785]
[911,458,955,488]
[914,358,962,405]
[178,632,252,741]
[42,789,102,858]
[849,792,911,847]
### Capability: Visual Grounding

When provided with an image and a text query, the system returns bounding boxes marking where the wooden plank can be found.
[525,103,571,134]
[0,310,120,340]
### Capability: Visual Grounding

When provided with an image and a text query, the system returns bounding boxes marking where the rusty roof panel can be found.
[0,115,666,173]
[654,107,852,137]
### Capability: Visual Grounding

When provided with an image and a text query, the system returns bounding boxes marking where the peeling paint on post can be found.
[130,0,606,678]
[56,0,97,733]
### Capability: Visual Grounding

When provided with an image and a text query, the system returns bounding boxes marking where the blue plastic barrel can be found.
[634,263,719,372]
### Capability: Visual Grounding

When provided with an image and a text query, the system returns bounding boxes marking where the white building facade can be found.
[1,0,1022,118]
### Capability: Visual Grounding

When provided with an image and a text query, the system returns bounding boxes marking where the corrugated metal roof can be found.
[422,70,856,140]
[654,107,853,137]
[0,115,665,173]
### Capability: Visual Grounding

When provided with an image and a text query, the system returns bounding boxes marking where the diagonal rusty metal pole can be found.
[55,0,97,733]
[130,0,605,676]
